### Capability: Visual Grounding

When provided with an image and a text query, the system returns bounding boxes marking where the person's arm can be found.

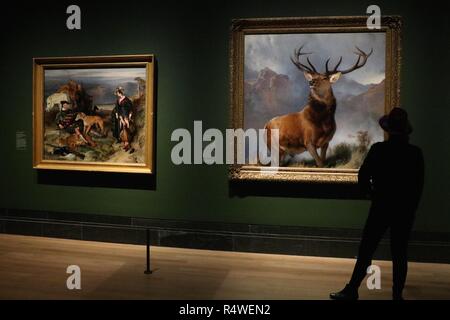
[358,144,377,197]
[56,113,64,129]
[125,98,133,118]
[412,148,425,211]
[112,104,119,119]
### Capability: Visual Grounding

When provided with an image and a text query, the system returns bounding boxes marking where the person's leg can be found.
[330,204,389,300]
[71,126,87,144]
[74,124,96,147]
[390,213,415,300]
[348,205,389,290]
[112,114,120,141]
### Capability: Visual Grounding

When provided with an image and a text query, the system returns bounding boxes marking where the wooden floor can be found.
[0,234,449,300]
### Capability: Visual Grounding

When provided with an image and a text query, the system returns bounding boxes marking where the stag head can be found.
[291,45,373,98]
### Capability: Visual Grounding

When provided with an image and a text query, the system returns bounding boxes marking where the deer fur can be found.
[264,45,372,167]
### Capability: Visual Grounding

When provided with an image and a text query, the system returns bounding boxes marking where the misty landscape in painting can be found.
[244,33,386,169]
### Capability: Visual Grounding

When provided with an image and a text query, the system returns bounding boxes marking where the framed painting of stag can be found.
[229,16,401,183]
[33,55,155,174]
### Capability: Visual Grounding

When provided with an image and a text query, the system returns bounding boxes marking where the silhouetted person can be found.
[330,108,424,300]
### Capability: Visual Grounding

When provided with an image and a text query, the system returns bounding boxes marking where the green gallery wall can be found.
[0,0,448,233]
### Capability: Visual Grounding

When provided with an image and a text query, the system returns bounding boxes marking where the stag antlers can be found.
[326,46,373,75]
[291,45,317,73]
[291,45,373,75]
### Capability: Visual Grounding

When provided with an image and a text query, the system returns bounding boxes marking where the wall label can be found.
[16,131,27,151]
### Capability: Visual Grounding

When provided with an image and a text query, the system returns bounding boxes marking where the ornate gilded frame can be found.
[33,54,155,174]
[229,16,402,184]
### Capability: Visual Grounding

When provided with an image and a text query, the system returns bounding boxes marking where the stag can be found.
[264,45,373,167]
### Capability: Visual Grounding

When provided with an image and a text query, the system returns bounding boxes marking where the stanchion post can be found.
[144,228,152,274]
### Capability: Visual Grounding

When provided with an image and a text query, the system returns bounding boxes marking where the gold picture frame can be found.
[33,54,155,174]
[229,16,402,183]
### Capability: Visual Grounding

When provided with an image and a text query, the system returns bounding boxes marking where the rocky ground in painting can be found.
[287,131,372,169]
[43,109,146,164]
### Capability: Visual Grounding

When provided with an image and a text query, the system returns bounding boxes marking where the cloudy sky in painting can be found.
[245,33,385,85]
[45,68,146,80]
[45,68,146,104]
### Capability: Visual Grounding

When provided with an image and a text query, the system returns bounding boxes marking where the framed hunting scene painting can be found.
[33,55,155,174]
[229,16,402,183]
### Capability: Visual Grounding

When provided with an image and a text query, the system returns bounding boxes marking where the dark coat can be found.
[358,136,425,214]
[111,97,133,140]
[55,109,83,134]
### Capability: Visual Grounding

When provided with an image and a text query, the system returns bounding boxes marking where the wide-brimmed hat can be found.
[379,107,413,135]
